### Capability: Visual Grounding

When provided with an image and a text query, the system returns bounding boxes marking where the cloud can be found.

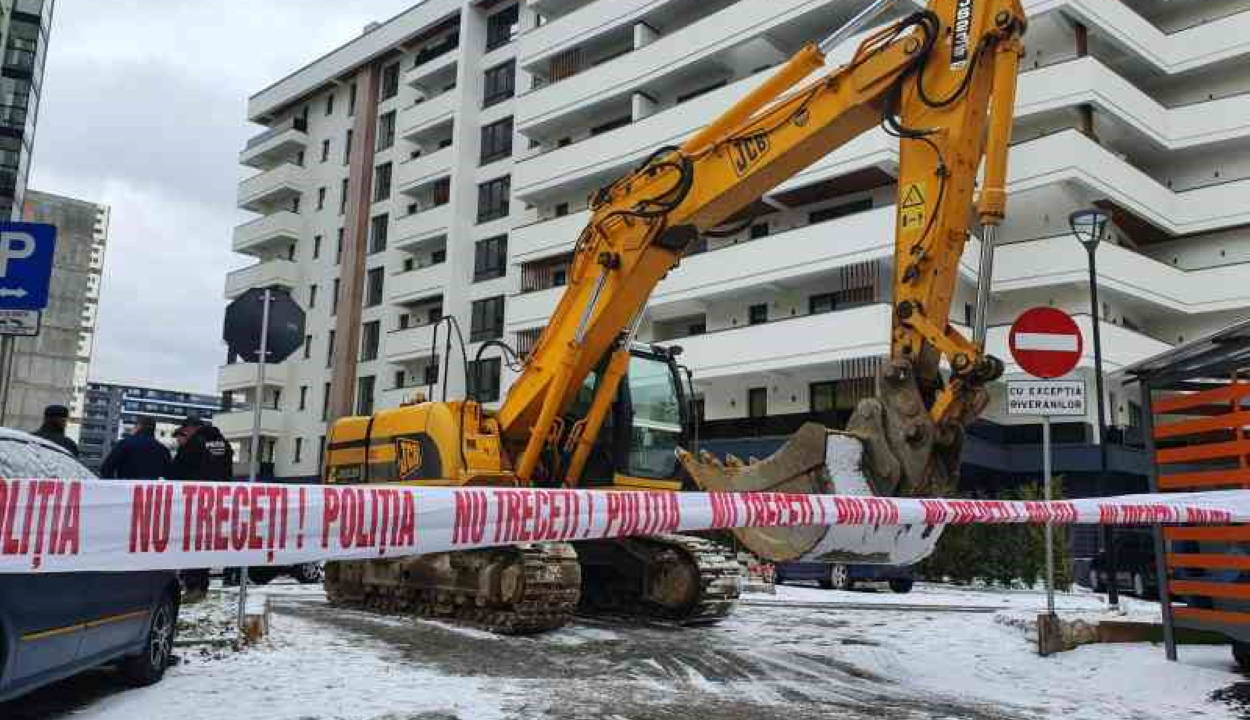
[29,0,418,393]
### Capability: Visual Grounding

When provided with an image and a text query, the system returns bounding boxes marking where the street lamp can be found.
[1069,208,1119,609]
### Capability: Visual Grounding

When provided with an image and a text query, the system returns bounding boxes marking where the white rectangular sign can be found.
[1007,380,1087,417]
[0,309,40,336]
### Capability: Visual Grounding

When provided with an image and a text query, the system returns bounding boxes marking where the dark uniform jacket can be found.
[170,425,234,482]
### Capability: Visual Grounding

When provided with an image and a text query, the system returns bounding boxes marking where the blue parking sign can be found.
[0,223,57,311]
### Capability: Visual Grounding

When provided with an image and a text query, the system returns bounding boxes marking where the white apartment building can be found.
[222,0,1250,485]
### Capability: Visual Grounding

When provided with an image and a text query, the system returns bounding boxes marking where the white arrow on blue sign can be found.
[0,223,57,311]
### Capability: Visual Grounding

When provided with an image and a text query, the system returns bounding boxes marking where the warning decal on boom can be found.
[899,183,927,231]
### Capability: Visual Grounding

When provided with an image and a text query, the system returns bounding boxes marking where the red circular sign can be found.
[1008,307,1083,379]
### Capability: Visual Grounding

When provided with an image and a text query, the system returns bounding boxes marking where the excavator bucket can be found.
[679,423,943,566]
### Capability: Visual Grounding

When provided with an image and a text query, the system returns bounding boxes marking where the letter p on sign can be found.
[0,223,57,311]
[0,231,35,277]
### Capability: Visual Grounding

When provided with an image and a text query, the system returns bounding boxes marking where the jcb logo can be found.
[396,438,423,480]
[730,134,770,177]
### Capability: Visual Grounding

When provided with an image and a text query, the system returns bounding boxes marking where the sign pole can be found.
[0,334,13,425]
[1043,414,1055,617]
[237,289,272,632]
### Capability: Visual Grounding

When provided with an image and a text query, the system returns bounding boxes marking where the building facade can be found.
[224,0,1250,488]
[79,382,220,472]
[8,190,107,438]
[0,0,52,219]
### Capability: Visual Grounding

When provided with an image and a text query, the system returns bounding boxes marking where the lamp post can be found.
[1070,208,1119,609]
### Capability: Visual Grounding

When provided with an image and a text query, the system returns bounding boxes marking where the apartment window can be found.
[380,62,400,102]
[748,388,768,419]
[555,202,569,217]
[369,214,389,254]
[299,386,309,411]
[477,176,510,223]
[474,235,508,282]
[361,321,381,362]
[480,116,514,165]
[377,111,397,151]
[357,376,377,416]
[348,83,357,116]
[809,198,873,224]
[326,330,336,368]
[332,278,340,315]
[287,243,297,261]
[749,303,768,325]
[317,187,327,211]
[340,178,350,215]
[471,296,506,342]
[677,80,728,104]
[750,223,770,239]
[687,321,705,336]
[468,358,502,402]
[810,293,837,315]
[293,437,304,464]
[321,139,331,163]
[318,436,327,471]
[308,284,318,309]
[366,267,385,307]
[486,4,519,51]
[591,116,630,136]
[344,129,354,164]
[810,381,837,413]
[325,92,335,116]
[322,382,331,421]
[303,334,312,360]
[313,235,322,260]
[374,162,393,202]
[424,364,440,386]
[433,248,447,264]
[483,60,516,108]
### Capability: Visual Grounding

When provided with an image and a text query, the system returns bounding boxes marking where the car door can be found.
[76,572,156,663]
[0,573,87,693]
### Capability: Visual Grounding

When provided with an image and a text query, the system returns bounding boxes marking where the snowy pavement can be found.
[3,581,1245,720]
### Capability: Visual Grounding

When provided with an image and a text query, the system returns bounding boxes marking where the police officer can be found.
[170,417,236,601]
[33,405,79,457]
[99,416,171,479]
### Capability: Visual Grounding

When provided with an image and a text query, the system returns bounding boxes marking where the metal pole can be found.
[1043,414,1055,617]
[1141,380,1177,661]
[1086,245,1118,608]
[0,335,14,426]
[818,0,902,54]
[972,226,998,348]
[237,289,271,632]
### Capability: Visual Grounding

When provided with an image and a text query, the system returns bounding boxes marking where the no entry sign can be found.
[1009,308,1083,379]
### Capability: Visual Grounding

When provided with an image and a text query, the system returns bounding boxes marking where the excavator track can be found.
[324,543,581,635]
[575,534,742,626]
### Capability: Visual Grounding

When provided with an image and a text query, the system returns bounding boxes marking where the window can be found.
[357,376,377,415]
[555,202,569,217]
[374,162,393,201]
[687,321,705,336]
[303,334,312,360]
[287,243,297,261]
[424,364,440,385]
[477,176,510,223]
[361,321,381,361]
[474,235,508,282]
[294,437,304,463]
[321,139,330,162]
[750,223,769,239]
[299,386,309,411]
[486,4,519,51]
[380,62,400,101]
[809,293,837,315]
[480,117,514,165]
[322,382,332,421]
[809,198,872,224]
[483,60,516,107]
[748,387,768,419]
[432,248,447,264]
[326,330,336,368]
[810,382,837,413]
[344,129,353,164]
[291,195,301,214]
[348,83,357,116]
[313,235,322,260]
[749,303,768,325]
[677,80,727,104]
[309,284,318,309]
[325,92,335,116]
[591,116,630,136]
[317,187,327,211]
[318,436,327,471]
[366,267,385,307]
[468,358,502,402]
[377,111,397,151]
[369,214,389,254]
[332,278,340,315]
[336,228,345,264]
[471,296,506,342]
[340,178,350,215]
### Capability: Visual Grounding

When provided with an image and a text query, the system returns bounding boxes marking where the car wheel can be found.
[121,594,176,686]
[1236,642,1250,671]
[248,567,280,585]
[820,564,851,591]
[889,579,914,594]
[293,562,324,584]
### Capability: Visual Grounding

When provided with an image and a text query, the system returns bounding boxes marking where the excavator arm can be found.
[496,0,1026,495]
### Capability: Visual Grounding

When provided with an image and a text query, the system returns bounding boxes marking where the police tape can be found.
[0,477,1246,573]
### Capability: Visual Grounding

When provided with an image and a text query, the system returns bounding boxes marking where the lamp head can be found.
[1069,208,1110,251]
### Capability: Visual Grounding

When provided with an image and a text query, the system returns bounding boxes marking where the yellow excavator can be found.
[323,0,1026,633]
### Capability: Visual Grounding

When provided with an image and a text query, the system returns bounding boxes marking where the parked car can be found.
[222,562,323,586]
[773,561,915,593]
[0,429,180,702]
[1087,528,1159,598]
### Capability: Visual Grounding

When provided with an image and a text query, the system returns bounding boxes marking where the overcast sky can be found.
[29,0,419,394]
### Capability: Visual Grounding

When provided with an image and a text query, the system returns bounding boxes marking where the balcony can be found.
[507,286,561,331]
[405,43,458,90]
[512,209,589,263]
[386,323,439,364]
[669,304,893,381]
[232,211,304,255]
[400,92,457,141]
[389,262,448,305]
[224,259,300,299]
[238,163,305,213]
[240,118,309,169]
[394,205,451,248]
[397,147,453,194]
[520,0,667,70]
[382,384,442,410]
[214,408,285,439]
[217,362,293,392]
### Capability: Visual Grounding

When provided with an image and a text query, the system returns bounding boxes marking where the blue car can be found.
[774,561,915,593]
[0,429,180,702]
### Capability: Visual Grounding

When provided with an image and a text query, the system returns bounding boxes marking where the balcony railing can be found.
[246,117,308,151]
